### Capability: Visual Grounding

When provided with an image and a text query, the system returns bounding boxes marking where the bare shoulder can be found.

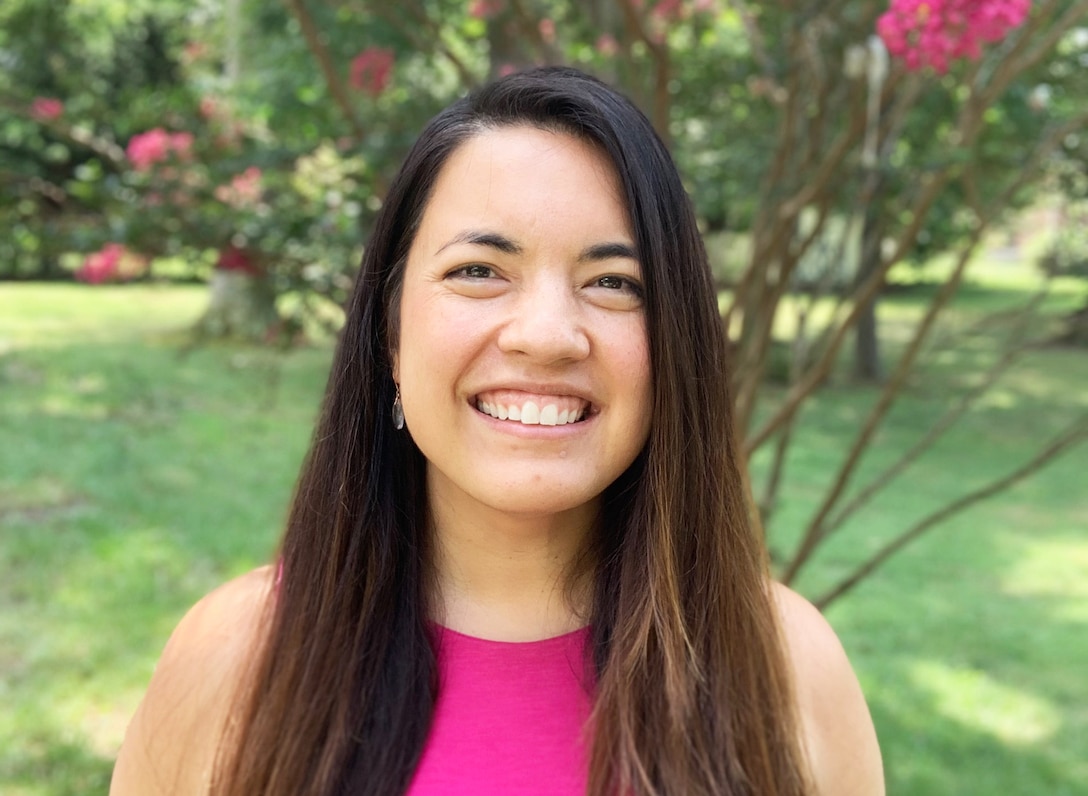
[110,566,275,796]
[770,582,885,796]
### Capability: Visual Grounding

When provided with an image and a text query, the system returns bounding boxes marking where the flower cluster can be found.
[30,97,64,121]
[877,0,1031,73]
[349,48,395,97]
[75,243,147,284]
[214,166,263,209]
[468,0,505,19]
[126,128,195,171]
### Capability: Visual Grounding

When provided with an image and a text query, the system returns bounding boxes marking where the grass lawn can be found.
[1,277,1086,795]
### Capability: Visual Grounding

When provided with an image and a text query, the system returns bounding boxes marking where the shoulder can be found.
[110,566,275,796]
[770,582,885,796]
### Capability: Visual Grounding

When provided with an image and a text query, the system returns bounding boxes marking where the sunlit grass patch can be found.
[910,659,1061,745]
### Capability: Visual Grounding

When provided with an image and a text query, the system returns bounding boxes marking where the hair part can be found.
[213,66,810,796]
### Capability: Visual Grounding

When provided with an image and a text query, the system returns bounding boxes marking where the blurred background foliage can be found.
[4,1,1085,297]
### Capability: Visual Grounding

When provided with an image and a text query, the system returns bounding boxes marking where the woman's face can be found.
[393,126,652,522]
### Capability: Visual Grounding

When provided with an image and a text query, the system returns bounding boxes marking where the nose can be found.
[497,277,590,364]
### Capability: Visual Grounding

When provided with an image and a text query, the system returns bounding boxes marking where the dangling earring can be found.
[391,385,405,430]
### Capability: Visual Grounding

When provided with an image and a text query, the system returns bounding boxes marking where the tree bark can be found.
[195,269,279,342]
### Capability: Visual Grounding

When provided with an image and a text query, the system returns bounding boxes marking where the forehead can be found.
[412,126,632,248]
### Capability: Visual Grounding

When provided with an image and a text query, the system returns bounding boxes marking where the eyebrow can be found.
[436,230,638,262]
[578,241,638,263]
[435,230,522,256]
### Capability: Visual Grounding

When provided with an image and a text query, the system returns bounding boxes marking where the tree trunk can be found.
[1055,304,1088,347]
[195,269,279,341]
[487,7,534,78]
[854,181,885,382]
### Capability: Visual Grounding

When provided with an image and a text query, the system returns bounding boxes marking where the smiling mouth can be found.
[474,392,591,427]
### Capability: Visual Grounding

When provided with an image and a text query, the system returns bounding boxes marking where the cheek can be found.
[398,296,483,391]
[608,319,653,427]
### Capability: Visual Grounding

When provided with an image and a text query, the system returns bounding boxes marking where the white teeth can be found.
[476,399,586,425]
[520,401,540,424]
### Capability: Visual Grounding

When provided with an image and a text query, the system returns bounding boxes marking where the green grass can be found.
[0,284,332,795]
[755,261,1087,795]
[1,279,1086,795]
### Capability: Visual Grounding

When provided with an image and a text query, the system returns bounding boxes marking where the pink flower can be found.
[596,33,620,56]
[469,0,505,19]
[652,0,684,20]
[170,132,194,157]
[126,128,194,172]
[214,167,263,208]
[877,0,1031,73]
[126,129,170,171]
[349,48,395,97]
[30,97,64,121]
[75,244,146,284]
[199,96,219,119]
[538,18,556,44]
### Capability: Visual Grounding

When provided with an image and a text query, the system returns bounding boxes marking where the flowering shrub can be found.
[349,48,395,97]
[877,0,1031,73]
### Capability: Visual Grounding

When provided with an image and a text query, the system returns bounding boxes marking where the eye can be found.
[594,275,644,298]
[586,274,644,309]
[448,263,496,280]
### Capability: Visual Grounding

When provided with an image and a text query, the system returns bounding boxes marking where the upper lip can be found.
[469,380,598,406]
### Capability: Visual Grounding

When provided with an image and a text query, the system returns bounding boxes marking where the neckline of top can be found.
[429,623,591,647]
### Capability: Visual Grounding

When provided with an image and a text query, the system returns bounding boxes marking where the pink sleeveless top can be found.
[406,625,595,795]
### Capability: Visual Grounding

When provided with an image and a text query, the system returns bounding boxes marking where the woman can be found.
[111,67,883,795]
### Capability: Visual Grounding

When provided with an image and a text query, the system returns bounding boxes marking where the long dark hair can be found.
[214,67,810,796]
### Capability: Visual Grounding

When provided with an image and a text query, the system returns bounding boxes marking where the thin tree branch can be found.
[744,167,950,454]
[780,220,987,583]
[812,415,1088,609]
[283,0,366,142]
[614,0,672,143]
[822,288,1050,537]
[1,97,126,167]
[509,0,562,64]
[980,0,1088,110]
[779,110,1085,581]
[722,0,774,78]
[758,298,814,521]
[370,0,481,88]
[745,96,1087,457]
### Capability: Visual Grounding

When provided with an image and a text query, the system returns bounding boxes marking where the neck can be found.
[426,472,596,642]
